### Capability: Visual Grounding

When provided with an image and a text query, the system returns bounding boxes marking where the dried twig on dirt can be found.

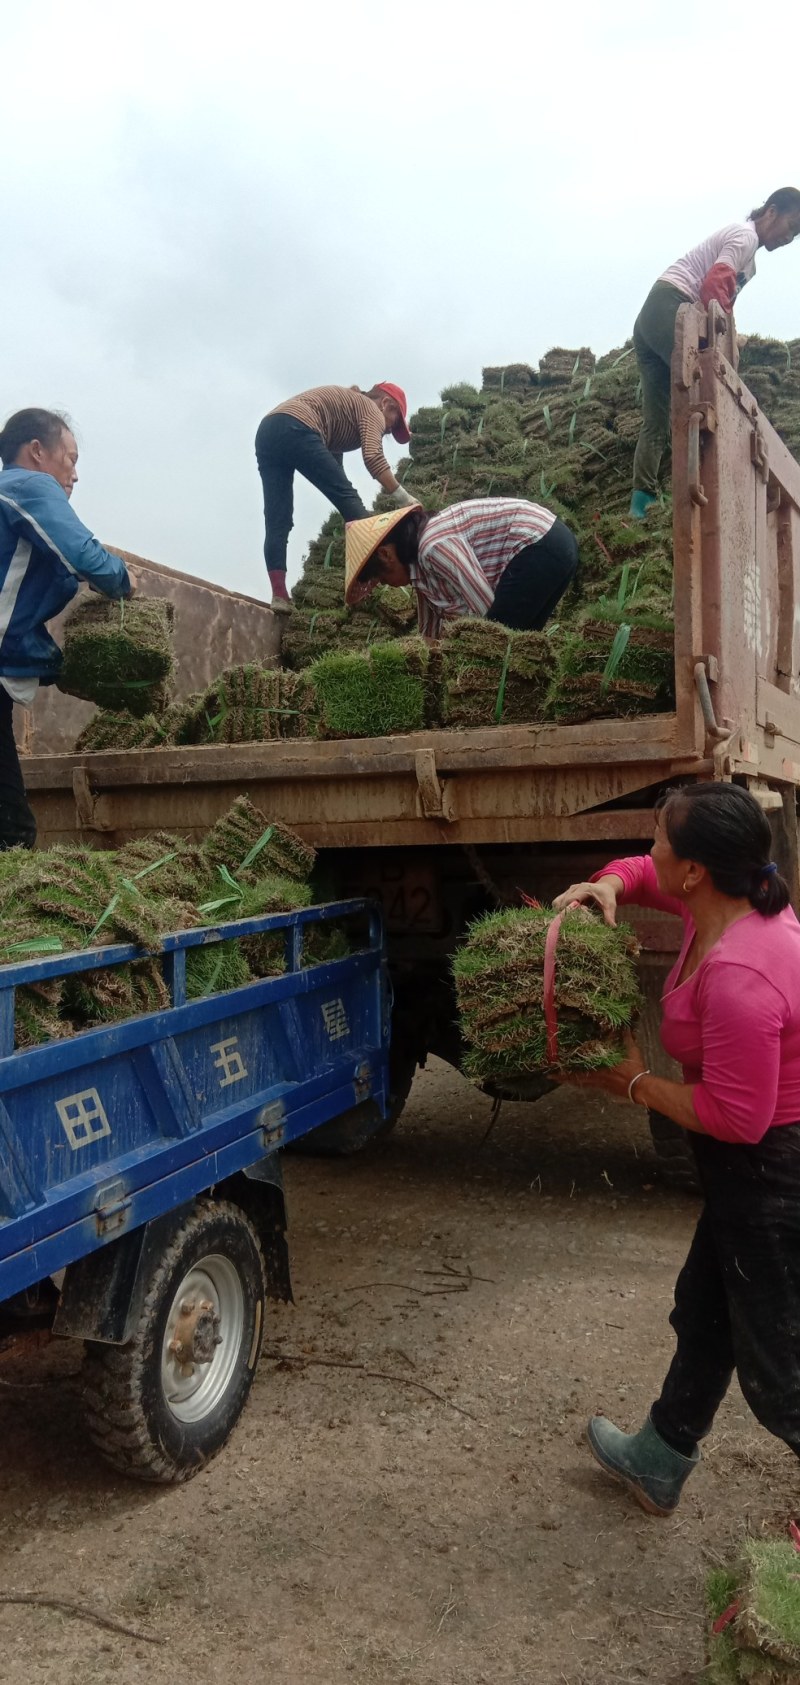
[263,1348,482,1423]
[341,1280,470,1296]
[0,1593,165,1645]
[422,1262,497,1284]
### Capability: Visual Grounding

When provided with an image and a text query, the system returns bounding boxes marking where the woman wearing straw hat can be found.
[344,497,579,636]
[630,187,800,519]
[552,783,800,1516]
[255,382,416,611]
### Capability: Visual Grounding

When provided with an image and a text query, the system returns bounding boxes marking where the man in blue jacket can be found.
[0,408,131,849]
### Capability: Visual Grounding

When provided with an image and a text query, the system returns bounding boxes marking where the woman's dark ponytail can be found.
[749,861,791,917]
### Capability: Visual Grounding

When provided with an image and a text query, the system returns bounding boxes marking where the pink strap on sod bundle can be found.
[542,900,581,1068]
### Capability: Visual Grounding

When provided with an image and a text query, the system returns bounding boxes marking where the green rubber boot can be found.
[587,1413,699,1516]
[629,489,658,519]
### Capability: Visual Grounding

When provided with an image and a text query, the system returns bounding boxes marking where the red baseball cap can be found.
[374,381,411,445]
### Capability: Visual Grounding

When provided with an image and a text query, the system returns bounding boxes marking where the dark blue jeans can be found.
[0,688,36,850]
[651,1122,800,1460]
[255,413,369,574]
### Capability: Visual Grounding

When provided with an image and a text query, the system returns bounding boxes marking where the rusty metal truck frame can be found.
[16,305,800,1168]
[23,306,800,880]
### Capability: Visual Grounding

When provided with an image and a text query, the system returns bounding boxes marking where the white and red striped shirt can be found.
[410,498,556,639]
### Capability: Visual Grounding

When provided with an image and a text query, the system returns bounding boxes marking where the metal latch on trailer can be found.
[72,768,111,833]
[687,403,717,508]
[94,1179,132,1236]
[258,1101,286,1149]
[414,748,456,823]
[694,657,736,756]
[751,423,769,484]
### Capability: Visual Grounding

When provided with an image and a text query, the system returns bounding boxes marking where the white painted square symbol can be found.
[55,1088,112,1151]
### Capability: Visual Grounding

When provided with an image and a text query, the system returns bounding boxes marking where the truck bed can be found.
[24,717,711,850]
[21,306,800,854]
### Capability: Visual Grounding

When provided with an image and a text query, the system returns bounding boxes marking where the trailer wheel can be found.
[82,1200,266,1483]
[648,1110,699,1192]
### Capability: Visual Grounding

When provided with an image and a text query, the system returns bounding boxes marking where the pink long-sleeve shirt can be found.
[595,854,800,1144]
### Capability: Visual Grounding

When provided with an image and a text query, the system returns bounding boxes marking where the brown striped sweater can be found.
[269,386,391,480]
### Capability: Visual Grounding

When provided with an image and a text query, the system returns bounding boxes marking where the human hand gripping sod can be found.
[555,1027,648,1102]
[552,878,619,927]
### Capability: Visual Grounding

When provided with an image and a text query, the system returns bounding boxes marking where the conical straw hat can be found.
[345,506,421,605]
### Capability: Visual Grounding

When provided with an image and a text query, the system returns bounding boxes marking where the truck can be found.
[18,302,800,1175]
[0,898,389,1480]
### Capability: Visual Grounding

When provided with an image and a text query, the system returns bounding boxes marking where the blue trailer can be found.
[0,897,389,1482]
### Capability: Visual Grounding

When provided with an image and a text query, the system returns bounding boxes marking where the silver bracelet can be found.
[627,1069,651,1104]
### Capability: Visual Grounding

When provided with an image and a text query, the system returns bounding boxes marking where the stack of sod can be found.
[58,598,175,717]
[539,347,596,385]
[0,843,196,1046]
[75,694,216,753]
[400,343,647,521]
[74,711,166,753]
[198,796,331,978]
[309,637,431,739]
[547,603,675,723]
[75,668,300,754]
[200,795,317,883]
[577,503,675,612]
[280,507,417,674]
[277,670,318,739]
[114,831,209,903]
[281,610,345,672]
[481,363,538,395]
[441,619,557,728]
[738,335,800,461]
[0,802,332,1042]
[706,1538,800,1682]
[195,665,283,745]
[453,902,641,1084]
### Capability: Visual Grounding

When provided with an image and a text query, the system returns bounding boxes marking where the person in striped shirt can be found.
[344,497,579,638]
[255,382,416,610]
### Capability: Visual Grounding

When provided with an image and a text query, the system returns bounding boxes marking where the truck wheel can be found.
[290,1046,417,1157]
[648,1110,699,1191]
[82,1200,266,1483]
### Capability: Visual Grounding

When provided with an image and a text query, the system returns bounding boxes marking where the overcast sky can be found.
[3,0,799,598]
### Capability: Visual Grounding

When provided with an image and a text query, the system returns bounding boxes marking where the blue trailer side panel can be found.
[0,899,389,1301]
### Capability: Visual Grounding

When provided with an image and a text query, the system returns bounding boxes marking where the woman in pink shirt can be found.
[553,782,800,1516]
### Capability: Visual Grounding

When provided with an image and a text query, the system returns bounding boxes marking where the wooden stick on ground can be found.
[0,1594,165,1646]
[263,1349,482,1424]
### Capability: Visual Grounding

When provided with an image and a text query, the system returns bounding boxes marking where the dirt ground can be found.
[0,1059,796,1685]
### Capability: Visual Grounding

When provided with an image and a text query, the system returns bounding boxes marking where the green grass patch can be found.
[453,902,641,1082]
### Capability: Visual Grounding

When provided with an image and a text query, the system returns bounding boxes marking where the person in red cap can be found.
[255,381,414,609]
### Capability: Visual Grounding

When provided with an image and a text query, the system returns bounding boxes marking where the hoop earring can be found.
[682,880,690,893]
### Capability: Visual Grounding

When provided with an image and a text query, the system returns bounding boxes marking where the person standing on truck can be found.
[344,497,579,635]
[630,187,800,518]
[552,783,800,1517]
[255,383,416,611]
[0,408,132,851]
